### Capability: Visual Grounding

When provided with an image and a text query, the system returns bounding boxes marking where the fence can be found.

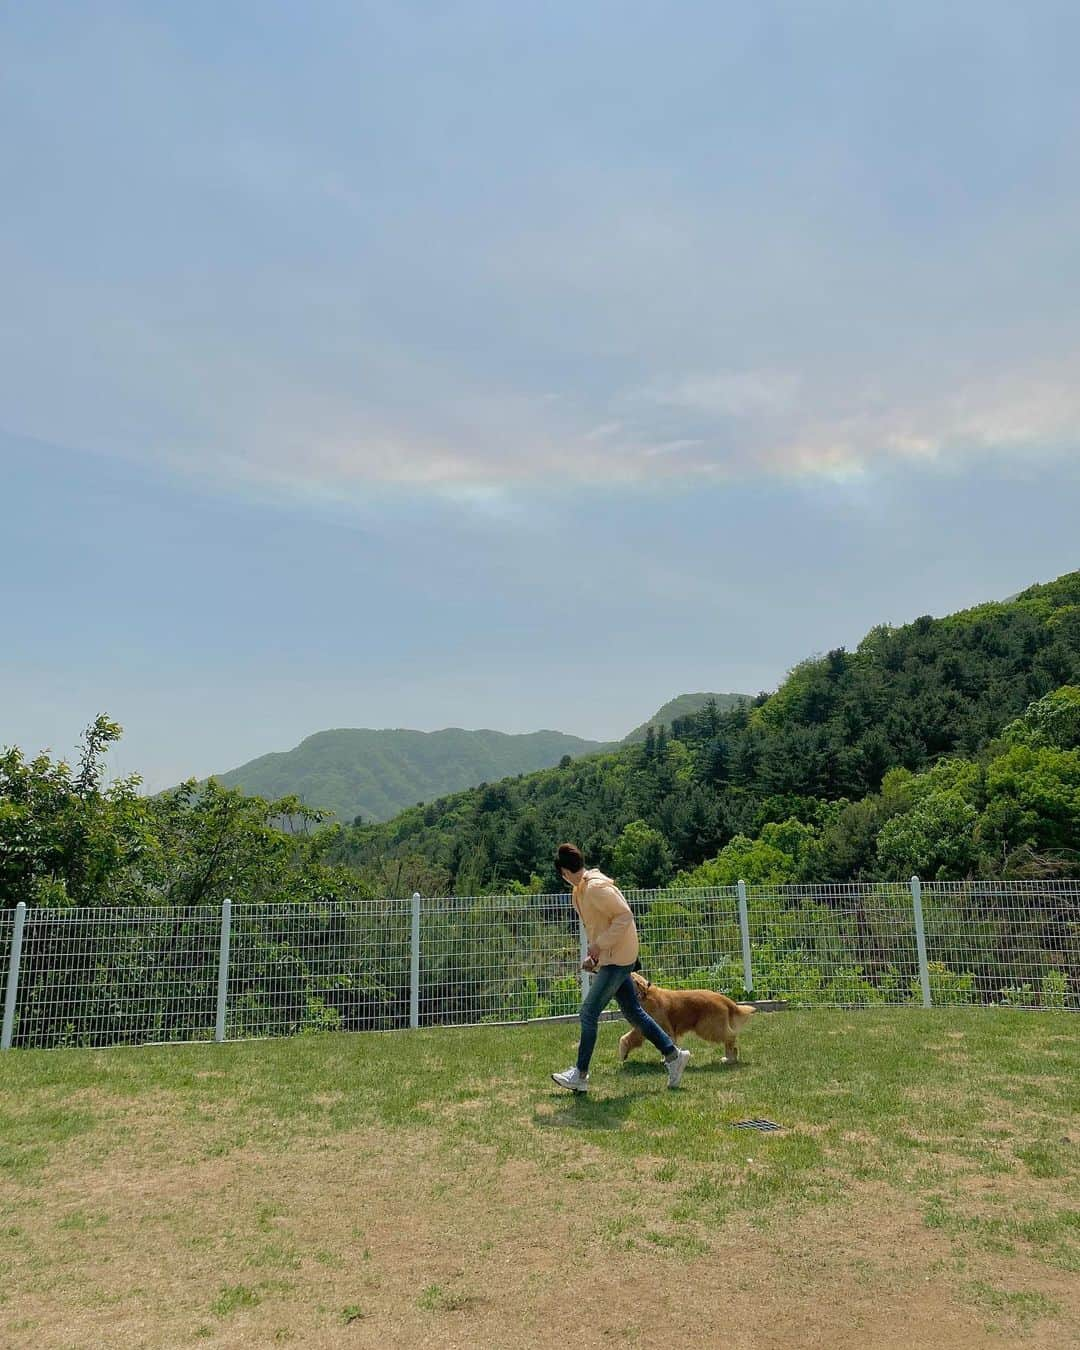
[1,878,1077,1051]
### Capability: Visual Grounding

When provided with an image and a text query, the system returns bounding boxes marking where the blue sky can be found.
[2,2,1078,790]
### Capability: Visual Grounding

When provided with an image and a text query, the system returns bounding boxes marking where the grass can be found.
[0,1010,1076,1347]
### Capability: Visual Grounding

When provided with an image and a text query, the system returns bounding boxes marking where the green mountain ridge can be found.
[622,692,748,743]
[200,692,748,824]
[209,727,607,824]
[334,569,1080,894]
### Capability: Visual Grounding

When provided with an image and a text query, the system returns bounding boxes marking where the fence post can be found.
[579,920,591,1000]
[736,880,754,996]
[1,902,27,1052]
[215,898,232,1043]
[410,893,421,1030]
[910,875,931,1009]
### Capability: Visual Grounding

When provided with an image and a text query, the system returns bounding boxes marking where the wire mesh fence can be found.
[226,899,412,1039]
[0,908,12,988]
[1,878,1076,1050]
[921,880,1079,1009]
[741,882,925,1007]
[632,885,742,985]
[7,906,221,1050]
[418,892,582,1026]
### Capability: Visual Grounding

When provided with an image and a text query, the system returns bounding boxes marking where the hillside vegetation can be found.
[208,727,607,823]
[198,693,750,824]
[621,691,747,743]
[330,572,1080,894]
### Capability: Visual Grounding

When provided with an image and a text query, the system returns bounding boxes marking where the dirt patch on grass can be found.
[3,1109,1076,1350]
[3,1015,1076,1349]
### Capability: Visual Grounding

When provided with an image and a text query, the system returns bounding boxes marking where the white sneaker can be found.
[551,1067,589,1093]
[665,1047,690,1088]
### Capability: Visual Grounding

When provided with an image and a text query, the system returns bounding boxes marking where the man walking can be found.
[551,842,690,1093]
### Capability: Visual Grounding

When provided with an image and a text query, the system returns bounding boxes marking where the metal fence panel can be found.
[225,899,411,1039]
[10,906,220,1049]
[0,907,14,1048]
[921,880,1080,1008]
[629,885,742,987]
[743,882,922,1006]
[0,909,12,1006]
[419,892,581,1025]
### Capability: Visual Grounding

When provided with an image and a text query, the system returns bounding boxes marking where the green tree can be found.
[982,743,1080,863]
[675,834,799,888]
[876,792,980,879]
[1004,685,1080,750]
[612,819,674,889]
[0,715,148,907]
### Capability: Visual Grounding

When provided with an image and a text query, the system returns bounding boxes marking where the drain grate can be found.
[732,1118,785,1132]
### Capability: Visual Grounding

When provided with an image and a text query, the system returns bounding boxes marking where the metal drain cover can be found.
[732,1118,784,1132]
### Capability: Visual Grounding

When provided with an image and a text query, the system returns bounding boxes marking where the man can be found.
[551,842,690,1093]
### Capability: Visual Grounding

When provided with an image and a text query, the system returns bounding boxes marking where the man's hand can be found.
[581,956,598,973]
[587,944,600,962]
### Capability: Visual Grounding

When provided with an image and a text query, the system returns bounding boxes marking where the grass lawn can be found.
[0,1010,1077,1349]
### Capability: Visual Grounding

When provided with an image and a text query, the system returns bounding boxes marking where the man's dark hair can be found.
[555,842,584,874]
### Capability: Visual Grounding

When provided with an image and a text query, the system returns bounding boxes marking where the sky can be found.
[2,1,1078,791]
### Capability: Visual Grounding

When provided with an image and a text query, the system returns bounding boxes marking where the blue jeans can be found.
[576,963,676,1073]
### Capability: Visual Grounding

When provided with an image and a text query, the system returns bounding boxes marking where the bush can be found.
[1040,968,1069,1009]
[915,960,975,1005]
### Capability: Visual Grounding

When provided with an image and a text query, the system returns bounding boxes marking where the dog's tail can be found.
[732,1003,756,1030]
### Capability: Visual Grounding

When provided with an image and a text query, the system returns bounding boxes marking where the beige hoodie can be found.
[571,868,640,967]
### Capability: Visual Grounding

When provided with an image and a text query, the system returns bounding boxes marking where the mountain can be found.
[197,693,750,824]
[207,727,606,824]
[622,692,748,743]
[335,570,1080,893]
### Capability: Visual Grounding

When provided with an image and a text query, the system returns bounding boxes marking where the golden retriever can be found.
[619,971,755,1063]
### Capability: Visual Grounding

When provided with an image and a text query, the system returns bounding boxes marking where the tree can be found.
[983,744,1080,862]
[675,834,798,888]
[700,696,722,737]
[1004,685,1080,750]
[876,792,980,879]
[0,714,147,908]
[703,737,730,786]
[612,820,674,889]
[0,716,374,910]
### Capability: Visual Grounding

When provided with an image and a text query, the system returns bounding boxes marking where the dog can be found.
[619,971,756,1064]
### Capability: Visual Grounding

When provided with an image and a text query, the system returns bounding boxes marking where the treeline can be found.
[329,572,1080,893]
[0,716,372,911]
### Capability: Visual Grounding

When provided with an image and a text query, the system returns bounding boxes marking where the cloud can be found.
[748,356,1080,481]
[634,370,802,418]
[7,345,1078,506]
[4,4,1078,505]
[644,438,706,458]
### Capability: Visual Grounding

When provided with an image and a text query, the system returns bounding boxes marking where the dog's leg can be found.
[619,1026,644,1061]
[723,1036,739,1064]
